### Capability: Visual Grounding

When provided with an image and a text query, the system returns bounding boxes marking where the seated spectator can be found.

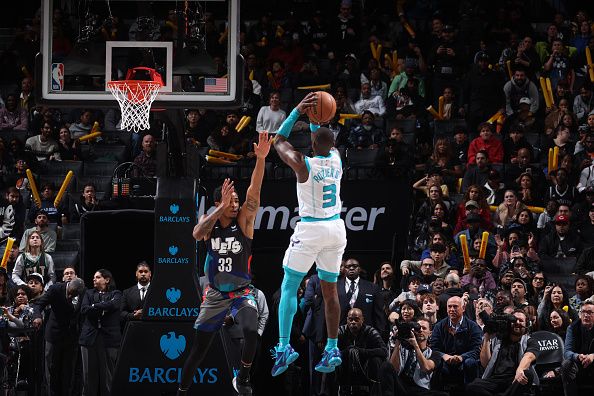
[420,292,440,325]
[539,214,583,259]
[354,82,386,116]
[385,78,422,119]
[413,172,450,201]
[30,106,60,136]
[347,110,385,149]
[132,134,157,177]
[544,98,572,135]
[452,128,469,164]
[462,150,491,193]
[425,136,463,189]
[430,296,482,387]
[19,76,35,114]
[207,123,246,155]
[27,272,45,302]
[419,232,461,272]
[466,309,539,396]
[25,121,60,162]
[577,161,594,193]
[503,67,539,116]
[388,57,426,99]
[256,91,286,133]
[455,213,496,264]
[336,308,387,394]
[27,182,64,226]
[20,210,57,253]
[538,284,578,332]
[560,301,594,395]
[510,278,531,308]
[438,86,463,120]
[392,275,421,308]
[426,201,454,239]
[549,308,572,340]
[574,130,594,170]
[454,186,492,234]
[494,288,514,313]
[402,244,452,281]
[473,298,494,330]
[57,125,81,161]
[380,317,446,396]
[68,109,95,139]
[184,109,210,147]
[494,190,527,228]
[569,275,594,312]
[12,230,55,288]
[70,183,102,223]
[0,93,28,130]
[543,38,575,92]
[506,208,538,240]
[334,84,357,114]
[502,124,532,164]
[578,203,594,247]
[460,258,497,296]
[376,127,413,178]
[529,271,546,306]
[367,67,388,100]
[467,123,503,165]
[437,273,463,316]
[388,299,422,326]
[544,125,575,167]
[504,147,545,191]
[574,83,593,124]
[546,168,579,207]
[484,169,506,205]
[374,261,397,309]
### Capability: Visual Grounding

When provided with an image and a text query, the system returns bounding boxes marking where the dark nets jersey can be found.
[204,219,252,292]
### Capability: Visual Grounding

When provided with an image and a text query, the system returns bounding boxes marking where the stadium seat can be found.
[77,175,113,193]
[83,161,119,176]
[386,119,416,134]
[39,174,77,192]
[532,331,564,396]
[37,160,83,176]
[55,239,80,251]
[61,223,81,240]
[345,148,380,180]
[433,119,468,135]
[84,145,129,162]
[49,250,79,272]
[101,130,132,147]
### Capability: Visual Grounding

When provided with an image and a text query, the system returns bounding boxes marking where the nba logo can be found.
[51,63,64,91]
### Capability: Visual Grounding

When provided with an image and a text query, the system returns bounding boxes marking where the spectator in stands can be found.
[452,128,469,164]
[539,214,582,259]
[30,106,60,136]
[577,203,594,247]
[267,33,304,75]
[494,190,527,228]
[484,169,505,205]
[374,261,397,307]
[62,265,77,282]
[377,127,413,178]
[391,275,421,310]
[25,121,60,162]
[503,67,539,116]
[429,24,465,106]
[544,126,575,166]
[70,183,101,223]
[27,182,63,225]
[120,261,151,324]
[502,124,532,164]
[494,288,514,314]
[577,160,594,193]
[538,284,578,332]
[68,109,94,140]
[12,229,55,288]
[334,84,356,114]
[354,82,386,116]
[454,186,492,234]
[132,134,157,177]
[569,275,594,312]
[466,309,538,396]
[79,269,122,396]
[574,83,593,124]
[545,98,572,135]
[57,125,81,161]
[544,38,575,92]
[19,76,34,113]
[20,210,56,253]
[256,91,285,133]
[430,296,482,386]
[0,93,28,130]
[460,258,496,295]
[380,317,446,396]
[348,110,385,149]
[388,57,426,99]
[32,277,85,396]
[462,150,491,193]
[510,278,530,308]
[529,271,546,306]
[547,168,579,207]
[574,130,594,169]
[467,123,503,165]
[550,308,572,340]
[329,0,359,59]
[336,307,386,394]
[426,136,463,188]
[367,67,388,101]
[183,109,210,148]
[338,258,386,333]
[0,187,15,251]
[463,51,504,130]
[455,213,496,261]
[560,300,594,396]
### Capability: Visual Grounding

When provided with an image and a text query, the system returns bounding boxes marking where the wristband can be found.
[276,108,301,138]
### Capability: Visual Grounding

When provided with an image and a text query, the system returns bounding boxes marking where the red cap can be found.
[554,214,569,224]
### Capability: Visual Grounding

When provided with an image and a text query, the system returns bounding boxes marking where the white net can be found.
[107,81,161,133]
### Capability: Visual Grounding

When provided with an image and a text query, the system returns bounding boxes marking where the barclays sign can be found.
[157,245,190,264]
[158,203,191,223]
[146,288,199,318]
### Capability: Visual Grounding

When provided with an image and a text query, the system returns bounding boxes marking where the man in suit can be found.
[32,278,86,396]
[338,258,387,335]
[120,261,151,325]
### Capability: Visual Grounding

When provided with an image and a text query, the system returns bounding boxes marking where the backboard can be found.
[37,0,243,108]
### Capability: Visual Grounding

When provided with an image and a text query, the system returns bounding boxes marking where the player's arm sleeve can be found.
[276,108,301,138]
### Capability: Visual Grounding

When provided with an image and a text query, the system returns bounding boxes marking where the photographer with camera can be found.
[430,296,482,387]
[380,317,448,396]
[467,308,540,396]
[336,308,387,396]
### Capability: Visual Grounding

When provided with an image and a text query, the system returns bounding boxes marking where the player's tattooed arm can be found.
[193,178,234,240]
[240,132,272,238]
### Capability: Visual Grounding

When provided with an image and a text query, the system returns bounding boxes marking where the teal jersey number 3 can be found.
[322,184,337,208]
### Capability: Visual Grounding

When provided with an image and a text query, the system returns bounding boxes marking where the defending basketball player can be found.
[271,92,347,376]
[177,132,272,396]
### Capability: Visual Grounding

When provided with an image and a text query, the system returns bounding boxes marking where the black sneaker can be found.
[232,376,253,395]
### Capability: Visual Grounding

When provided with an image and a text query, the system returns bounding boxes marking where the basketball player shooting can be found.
[271,92,347,376]
[177,132,272,396]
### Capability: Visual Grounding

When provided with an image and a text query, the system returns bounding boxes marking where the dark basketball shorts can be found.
[193,285,257,332]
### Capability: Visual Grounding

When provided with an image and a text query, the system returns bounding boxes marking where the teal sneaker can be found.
[270,344,299,376]
[314,347,342,373]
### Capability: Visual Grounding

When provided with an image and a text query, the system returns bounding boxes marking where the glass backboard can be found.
[37,0,243,108]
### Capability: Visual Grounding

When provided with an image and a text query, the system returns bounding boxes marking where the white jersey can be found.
[297,149,342,219]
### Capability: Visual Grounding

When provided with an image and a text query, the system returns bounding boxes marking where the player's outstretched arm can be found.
[239,132,272,238]
[192,178,234,241]
[274,92,317,182]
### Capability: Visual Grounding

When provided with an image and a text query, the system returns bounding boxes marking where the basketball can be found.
[305,91,337,124]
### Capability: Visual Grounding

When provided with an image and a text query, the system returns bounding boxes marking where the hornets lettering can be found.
[210,236,243,255]
[312,166,341,183]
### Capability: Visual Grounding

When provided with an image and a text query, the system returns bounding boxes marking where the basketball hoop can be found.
[107,67,163,133]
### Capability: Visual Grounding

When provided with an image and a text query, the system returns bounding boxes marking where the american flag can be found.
[204,77,228,93]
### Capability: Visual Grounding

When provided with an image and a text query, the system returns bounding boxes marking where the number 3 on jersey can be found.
[217,257,233,272]
[322,184,337,208]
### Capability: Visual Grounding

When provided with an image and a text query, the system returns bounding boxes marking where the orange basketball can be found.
[305,91,337,124]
